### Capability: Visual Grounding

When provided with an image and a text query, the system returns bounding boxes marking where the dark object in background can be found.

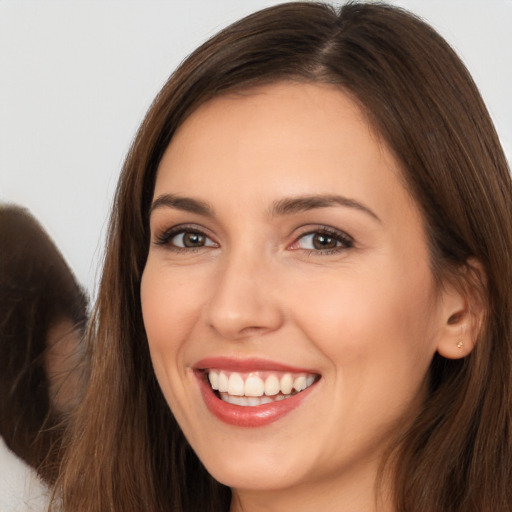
[0,204,88,484]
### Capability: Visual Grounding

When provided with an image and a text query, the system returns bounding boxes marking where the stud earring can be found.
[456,326,466,349]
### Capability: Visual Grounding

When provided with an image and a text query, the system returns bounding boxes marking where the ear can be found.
[436,259,486,360]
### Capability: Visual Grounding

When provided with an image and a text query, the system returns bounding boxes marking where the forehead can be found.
[155,81,416,223]
[167,82,380,165]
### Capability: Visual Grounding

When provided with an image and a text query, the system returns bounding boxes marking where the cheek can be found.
[140,264,197,400]
[140,263,204,353]
[140,264,204,427]
[288,263,439,384]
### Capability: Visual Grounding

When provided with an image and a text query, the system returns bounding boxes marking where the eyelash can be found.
[290,226,354,255]
[154,225,217,253]
[153,225,354,255]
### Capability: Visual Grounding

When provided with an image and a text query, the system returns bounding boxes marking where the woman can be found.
[0,205,88,510]
[53,2,512,511]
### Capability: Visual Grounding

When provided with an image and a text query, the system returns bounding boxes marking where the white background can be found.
[1,0,511,297]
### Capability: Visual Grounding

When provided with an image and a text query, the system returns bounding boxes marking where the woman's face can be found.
[141,82,450,503]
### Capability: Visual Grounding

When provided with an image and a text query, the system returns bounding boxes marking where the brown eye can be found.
[292,229,353,253]
[158,229,217,249]
[312,233,338,250]
[181,232,206,247]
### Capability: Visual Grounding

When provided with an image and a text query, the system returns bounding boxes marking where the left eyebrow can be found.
[149,193,215,218]
[270,194,381,223]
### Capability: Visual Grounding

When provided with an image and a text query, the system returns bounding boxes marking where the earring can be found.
[456,325,466,349]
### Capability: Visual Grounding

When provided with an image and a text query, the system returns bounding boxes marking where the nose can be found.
[204,250,284,340]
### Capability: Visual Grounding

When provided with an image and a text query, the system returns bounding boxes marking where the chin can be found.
[197,443,308,491]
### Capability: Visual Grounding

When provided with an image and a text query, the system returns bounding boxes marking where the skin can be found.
[140,82,467,512]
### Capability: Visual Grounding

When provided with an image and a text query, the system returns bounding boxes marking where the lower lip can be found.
[196,372,317,427]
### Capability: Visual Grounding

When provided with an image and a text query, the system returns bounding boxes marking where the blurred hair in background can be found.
[0,204,88,486]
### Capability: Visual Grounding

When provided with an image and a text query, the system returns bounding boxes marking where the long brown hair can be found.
[54,2,512,511]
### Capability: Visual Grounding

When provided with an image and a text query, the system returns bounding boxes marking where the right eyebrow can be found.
[270,194,381,223]
[149,194,215,218]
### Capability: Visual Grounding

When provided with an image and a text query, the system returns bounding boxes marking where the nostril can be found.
[238,325,270,337]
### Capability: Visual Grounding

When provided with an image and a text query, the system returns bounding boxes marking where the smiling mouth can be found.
[206,370,319,407]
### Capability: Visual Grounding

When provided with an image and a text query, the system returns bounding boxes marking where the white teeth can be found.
[219,393,287,407]
[293,375,307,392]
[280,373,293,395]
[229,395,247,406]
[208,371,219,390]
[228,373,245,396]
[245,375,265,397]
[218,372,229,392]
[264,375,280,396]
[207,369,318,403]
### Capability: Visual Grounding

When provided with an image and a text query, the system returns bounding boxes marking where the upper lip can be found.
[193,356,318,374]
